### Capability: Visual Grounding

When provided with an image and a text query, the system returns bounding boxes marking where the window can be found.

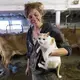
[11,20,22,29]
[7,20,22,33]
[0,20,22,33]
[0,21,9,30]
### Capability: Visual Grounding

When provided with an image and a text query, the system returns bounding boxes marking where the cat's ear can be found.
[47,32,50,36]
[51,38,55,44]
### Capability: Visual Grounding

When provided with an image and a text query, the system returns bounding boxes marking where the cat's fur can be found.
[37,32,62,78]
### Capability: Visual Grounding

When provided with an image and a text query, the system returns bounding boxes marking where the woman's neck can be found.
[33,23,43,39]
[34,22,43,30]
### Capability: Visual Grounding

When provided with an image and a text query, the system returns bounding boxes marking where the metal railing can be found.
[6,24,23,34]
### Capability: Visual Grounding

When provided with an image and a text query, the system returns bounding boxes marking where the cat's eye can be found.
[38,38,41,40]
[43,38,45,40]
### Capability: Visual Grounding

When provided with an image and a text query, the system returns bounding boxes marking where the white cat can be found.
[37,32,62,78]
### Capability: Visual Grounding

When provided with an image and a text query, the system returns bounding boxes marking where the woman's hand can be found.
[25,66,30,76]
[25,59,30,76]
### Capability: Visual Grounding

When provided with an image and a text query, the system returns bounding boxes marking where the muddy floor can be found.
[0,48,80,80]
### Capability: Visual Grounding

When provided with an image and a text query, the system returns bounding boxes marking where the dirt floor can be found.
[61,48,80,80]
[0,48,80,80]
[0,28,80,80]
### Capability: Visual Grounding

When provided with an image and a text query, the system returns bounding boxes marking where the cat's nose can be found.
[39,42,43,44]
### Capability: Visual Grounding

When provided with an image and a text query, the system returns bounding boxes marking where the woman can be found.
[24,2,72,80]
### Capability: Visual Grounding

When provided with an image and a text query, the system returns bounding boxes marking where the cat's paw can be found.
[38,63,47,70]
[36,49,39,53]
[38,63,43,68]
[36,48,40,53]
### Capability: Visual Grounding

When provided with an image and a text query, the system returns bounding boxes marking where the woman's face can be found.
[28,9,42,28]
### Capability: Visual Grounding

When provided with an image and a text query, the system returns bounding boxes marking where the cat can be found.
[37,32,62,78]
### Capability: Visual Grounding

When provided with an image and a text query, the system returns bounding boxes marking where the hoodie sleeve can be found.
[49,24,72,56]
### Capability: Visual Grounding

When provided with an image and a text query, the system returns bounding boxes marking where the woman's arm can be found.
[49,48,68,56]
[50,26,72,56]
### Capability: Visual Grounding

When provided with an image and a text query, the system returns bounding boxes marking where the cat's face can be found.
[37,32,50,46]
